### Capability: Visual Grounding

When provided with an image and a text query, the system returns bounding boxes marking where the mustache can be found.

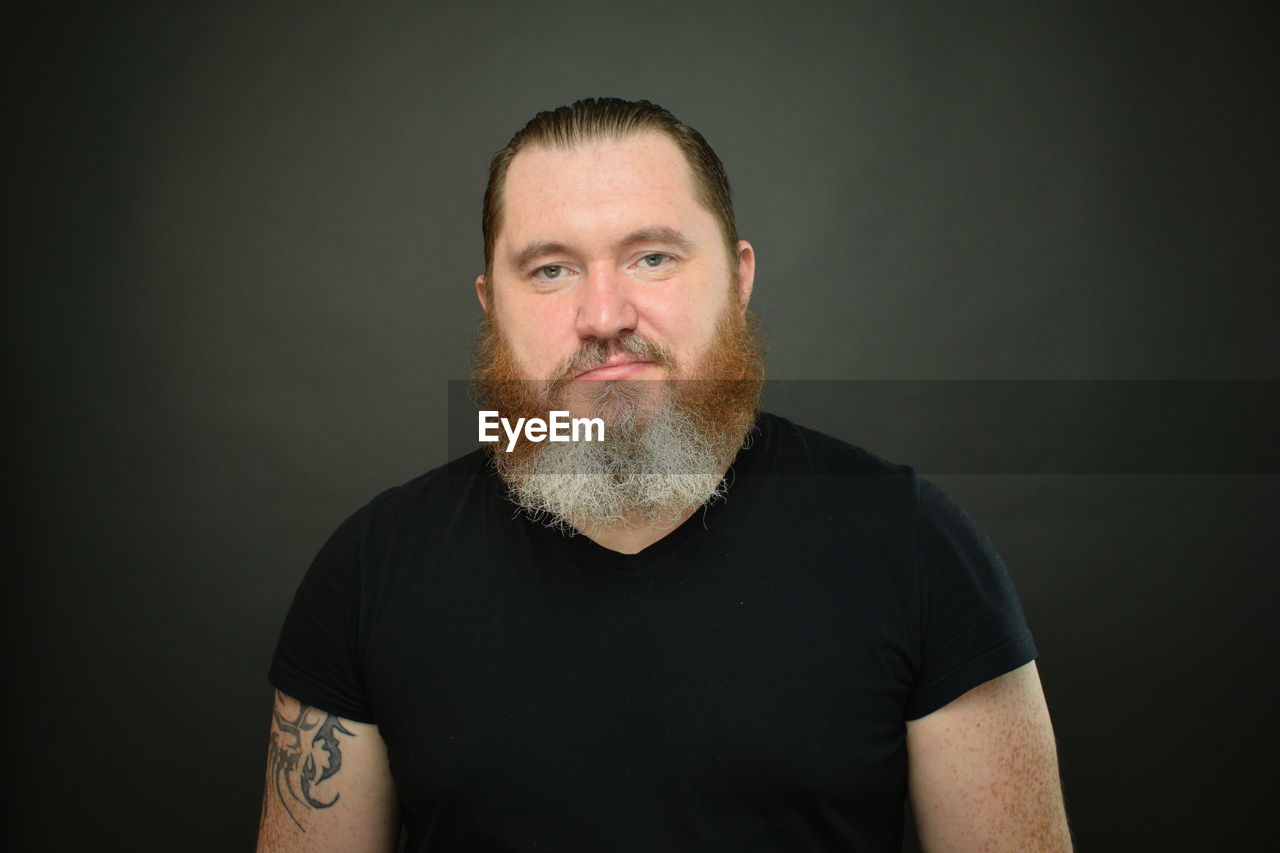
[545,333,677,398]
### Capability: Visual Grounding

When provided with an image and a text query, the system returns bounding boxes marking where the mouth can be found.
[573,359,655,381]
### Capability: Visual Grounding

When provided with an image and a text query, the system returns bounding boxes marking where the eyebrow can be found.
[508,226,696,272]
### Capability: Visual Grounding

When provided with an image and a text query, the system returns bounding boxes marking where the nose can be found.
[573,261,639,342]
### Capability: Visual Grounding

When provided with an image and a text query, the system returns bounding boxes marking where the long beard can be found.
[470,308,766,532]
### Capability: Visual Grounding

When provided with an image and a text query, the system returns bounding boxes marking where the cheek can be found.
[642,293,724,360]
[498,300,575,369]
[682,273,732,321]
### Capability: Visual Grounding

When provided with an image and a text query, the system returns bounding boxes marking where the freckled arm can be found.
[905,661,1074,852]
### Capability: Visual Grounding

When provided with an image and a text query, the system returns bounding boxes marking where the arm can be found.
[905,661,1073,852]
[257,690,400,853]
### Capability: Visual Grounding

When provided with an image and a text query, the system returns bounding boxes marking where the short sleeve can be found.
[267,507,375,723]
[903,474,1038,720]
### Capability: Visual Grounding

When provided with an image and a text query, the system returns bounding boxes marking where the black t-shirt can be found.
[269,412,1037,852]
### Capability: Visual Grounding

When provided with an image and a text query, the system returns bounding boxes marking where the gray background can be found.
[12,0,1276,849]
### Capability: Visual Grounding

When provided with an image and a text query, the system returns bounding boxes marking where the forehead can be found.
[499,132,707,252]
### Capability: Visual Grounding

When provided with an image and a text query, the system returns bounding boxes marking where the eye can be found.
[533,264,570,281]
[637,253,673,269]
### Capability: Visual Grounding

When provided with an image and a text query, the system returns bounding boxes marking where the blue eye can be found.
[640,253,670,268]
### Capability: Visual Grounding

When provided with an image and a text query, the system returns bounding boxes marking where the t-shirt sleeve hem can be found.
[904,630,1039,721]
[267,663,377,725]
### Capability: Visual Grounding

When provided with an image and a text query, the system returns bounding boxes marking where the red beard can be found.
[470,306,767,524]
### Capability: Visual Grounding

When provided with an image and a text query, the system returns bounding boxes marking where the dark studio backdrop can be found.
[11,0,1277,849]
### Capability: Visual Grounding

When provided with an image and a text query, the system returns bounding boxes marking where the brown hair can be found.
[482,97,739,282]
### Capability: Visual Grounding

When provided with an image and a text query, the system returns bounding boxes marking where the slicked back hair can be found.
[482,97,739,289]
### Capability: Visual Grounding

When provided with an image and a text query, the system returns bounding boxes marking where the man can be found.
[259,98,1073,852]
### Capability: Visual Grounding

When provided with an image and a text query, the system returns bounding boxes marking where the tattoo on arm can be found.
[261,690,357,832]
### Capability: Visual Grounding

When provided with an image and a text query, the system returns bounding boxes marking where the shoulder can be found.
[753,412,999,552]
[758,412,973,510]
[739,413,942,553]
[754,411,916,503]
[339,449,498,546]
[757,411,907,475]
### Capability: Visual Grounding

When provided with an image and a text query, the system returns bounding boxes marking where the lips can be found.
[574,359,655,380]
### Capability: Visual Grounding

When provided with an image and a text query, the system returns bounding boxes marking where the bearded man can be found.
[259,98,1073,852]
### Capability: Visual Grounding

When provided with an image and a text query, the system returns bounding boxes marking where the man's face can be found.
[476,131,755,414]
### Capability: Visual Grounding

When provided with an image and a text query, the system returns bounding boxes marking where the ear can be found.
[734,240,755,314]
[475,274,489,313]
